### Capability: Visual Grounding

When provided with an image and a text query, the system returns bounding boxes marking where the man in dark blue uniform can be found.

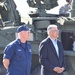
[3,24,32,75]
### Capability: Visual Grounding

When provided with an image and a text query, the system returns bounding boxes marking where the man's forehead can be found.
[51,27,58,30]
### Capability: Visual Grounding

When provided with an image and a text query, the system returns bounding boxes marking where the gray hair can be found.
[47,25,58,35]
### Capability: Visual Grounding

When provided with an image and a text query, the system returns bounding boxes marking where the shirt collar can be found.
[48,36,57,43]
[17,39,27,45]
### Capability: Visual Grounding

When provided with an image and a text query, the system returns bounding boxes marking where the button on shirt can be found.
[50,37,59,57]
[3,39,32,75]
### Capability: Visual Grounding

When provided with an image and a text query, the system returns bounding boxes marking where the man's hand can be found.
[53,67,65,73]
[61,67,65,72]
[3,59,10,69]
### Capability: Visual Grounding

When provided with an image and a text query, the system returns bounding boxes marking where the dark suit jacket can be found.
[39,37,66,75]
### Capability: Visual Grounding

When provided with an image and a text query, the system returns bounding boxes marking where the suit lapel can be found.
[47,37,59,59]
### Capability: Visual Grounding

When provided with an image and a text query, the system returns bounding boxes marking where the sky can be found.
[14,0,67,17]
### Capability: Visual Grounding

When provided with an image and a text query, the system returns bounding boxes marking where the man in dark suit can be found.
[39,25,66,75]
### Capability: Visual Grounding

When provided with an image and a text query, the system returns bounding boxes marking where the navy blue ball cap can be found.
[17,25,30,33]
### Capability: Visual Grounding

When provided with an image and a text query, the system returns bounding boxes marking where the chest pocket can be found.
[15,50,25,60]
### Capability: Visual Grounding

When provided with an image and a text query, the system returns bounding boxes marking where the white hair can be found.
[47,25,58,35]
[17,32,20,39]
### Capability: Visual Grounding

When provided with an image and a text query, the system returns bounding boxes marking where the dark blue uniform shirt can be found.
[3,39,32,75]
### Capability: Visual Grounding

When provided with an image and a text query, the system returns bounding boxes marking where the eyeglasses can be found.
[51,29,59,32]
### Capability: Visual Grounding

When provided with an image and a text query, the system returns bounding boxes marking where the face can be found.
[21,30,30,40]
[67,0,72,4]
[49,27,59,39]
[69,0,72,4]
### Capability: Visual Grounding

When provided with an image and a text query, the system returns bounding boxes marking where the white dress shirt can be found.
[49,37,59,57]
